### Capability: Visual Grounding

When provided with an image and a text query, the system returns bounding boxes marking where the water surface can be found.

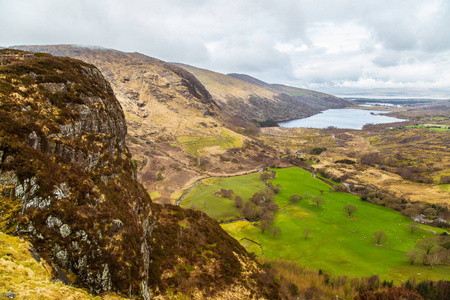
[278,108,406,130]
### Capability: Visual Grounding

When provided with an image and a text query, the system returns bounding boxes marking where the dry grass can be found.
[0,232,126,300]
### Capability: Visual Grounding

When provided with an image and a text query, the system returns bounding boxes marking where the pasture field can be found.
[176,128,243,156]
[407,124,450,132]
[180,173,266,221]
[182,167,449,282]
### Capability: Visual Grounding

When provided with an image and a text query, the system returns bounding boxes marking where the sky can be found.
[1,0,449,98]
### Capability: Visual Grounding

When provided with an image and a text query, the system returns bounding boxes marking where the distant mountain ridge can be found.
[175,64,353,122]
[228,72,354,115]
[10,45,279,200]
[11,45,351,201]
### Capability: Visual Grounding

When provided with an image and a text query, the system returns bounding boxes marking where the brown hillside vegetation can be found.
[175,64,353,122]
[0,50,281,299]
[12,45,288,202]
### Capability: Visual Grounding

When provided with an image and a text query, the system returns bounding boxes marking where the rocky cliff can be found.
[0,50,280,299]
[11,45,280,202]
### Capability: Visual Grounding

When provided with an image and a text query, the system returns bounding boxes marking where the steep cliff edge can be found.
[11,45,280,202]
[0,50,280,299]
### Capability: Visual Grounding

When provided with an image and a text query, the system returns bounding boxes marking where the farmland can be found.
[181,167,449,282]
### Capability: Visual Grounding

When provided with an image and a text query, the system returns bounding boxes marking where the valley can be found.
[1,47,449,299]
[180,167,448,282]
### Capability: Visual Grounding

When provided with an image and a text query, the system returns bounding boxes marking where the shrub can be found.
[310,147,327,155]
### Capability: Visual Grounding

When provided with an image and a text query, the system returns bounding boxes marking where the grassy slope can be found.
[182,167,449,282]
[0,232,124,300]
[177,128,243,156]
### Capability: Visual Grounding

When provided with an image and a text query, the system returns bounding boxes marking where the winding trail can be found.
[139,155,150,173]
[176,166,265,206]
[176,178,205,206]
[240,238,264,254]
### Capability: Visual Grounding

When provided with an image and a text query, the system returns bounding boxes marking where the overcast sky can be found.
[1,0,449,97]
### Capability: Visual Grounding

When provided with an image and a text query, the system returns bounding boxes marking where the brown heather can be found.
[0,50,281,299]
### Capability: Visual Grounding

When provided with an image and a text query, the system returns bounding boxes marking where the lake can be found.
[278,108,406,130]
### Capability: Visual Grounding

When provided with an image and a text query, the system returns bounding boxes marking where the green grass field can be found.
[407,124,450,132]
[177,128,242,156]
[180,173,266,221]
[181,167,449,282]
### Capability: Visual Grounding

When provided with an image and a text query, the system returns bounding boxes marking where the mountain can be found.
[11,45,283,202]
[11,45,349,204]
[174,66,353,122]
[229,73,355,115]
[0,49,280,299]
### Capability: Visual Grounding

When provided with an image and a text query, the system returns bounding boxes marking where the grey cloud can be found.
[1,0,449,96]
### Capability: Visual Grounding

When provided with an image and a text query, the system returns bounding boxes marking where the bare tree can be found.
[428,252,442,269]
[408,223,419,234]
[234,196,243,209]
[266,202,279,212]
[405,249,420,265]
[312,197,325,208]
[260,220,271,233]
[290,194,302,204]
[416,237,438,255]
[251,193,263,206]
[218,189,234,198]
[343,204,358,217]
[260,172,272,181]
[270,226,281,238]
[304,228,311,240]
[373,231,388,245]
[261,187,276,202]
[402,207,419,218]
[261,211,275,224]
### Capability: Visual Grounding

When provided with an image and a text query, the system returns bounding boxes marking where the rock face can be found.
[0,49,280,298]
[0,49,152,295]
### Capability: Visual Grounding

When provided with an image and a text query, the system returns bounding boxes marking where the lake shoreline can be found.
[278,107,408,130]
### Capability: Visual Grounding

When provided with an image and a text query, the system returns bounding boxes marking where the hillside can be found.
[174,65,353,122]
[228,73,352,112]
[0,49,281,299]
[11,45,288,202]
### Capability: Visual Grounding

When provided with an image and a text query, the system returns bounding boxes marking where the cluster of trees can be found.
[216,189,234,198]
[242,123,260,136]
[440,175,450,184]
[402,202,448,227]
[234,186,282,237]
[289,193,325,209]
[354,186,448,227]
[403,279,450,300]
[252,119,279,128]
[310,147,327,155]
[262,253,448,299]
[260,170,276,182]
[405,235,450,268]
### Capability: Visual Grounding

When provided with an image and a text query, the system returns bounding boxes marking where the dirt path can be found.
[176,167,263,206]
[139,155,150,173]
[176,178,206,206]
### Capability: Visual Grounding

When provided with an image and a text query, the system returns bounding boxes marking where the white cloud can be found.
[0,0,449,97]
